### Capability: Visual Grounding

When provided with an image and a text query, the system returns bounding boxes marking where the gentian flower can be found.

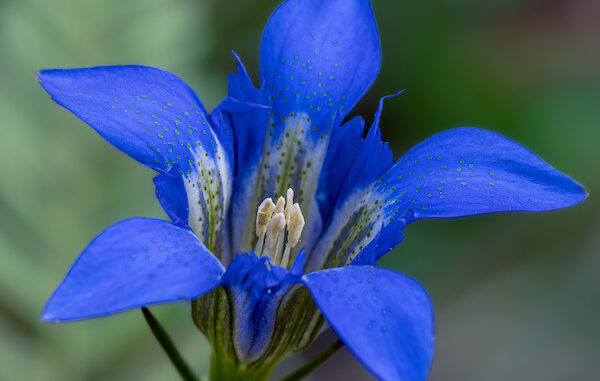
[38,0,586,380]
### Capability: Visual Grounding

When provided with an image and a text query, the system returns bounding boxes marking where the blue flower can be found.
[38,0,586,380]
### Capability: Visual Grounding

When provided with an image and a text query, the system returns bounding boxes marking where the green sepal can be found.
[192,286,326,380]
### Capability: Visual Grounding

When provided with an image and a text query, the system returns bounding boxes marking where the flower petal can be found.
[261,0,380,132]
[305,117,393,260]
[38,66,228,173]
[367,127,588,259]
[305,99,392,270]
[381,127,587,218]
[153,172,189,226]
[39,66,233,254]
[221,55,270,256]
[303,266,434,381]
[325,117,393,218]
[311,128,587,268]
[236,0,380,255]
[314,116,366,223]
[316,93,398,225]
[42,218,224,322]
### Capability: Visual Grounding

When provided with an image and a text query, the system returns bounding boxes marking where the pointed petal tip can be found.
[37,69,54,87]
[40,309,55,323]
[571,177,589,202]
[37,68,67,84]
[382,88,407,101]
[40,303,77,323]
[545,171,588,209]
[372,89,406,134]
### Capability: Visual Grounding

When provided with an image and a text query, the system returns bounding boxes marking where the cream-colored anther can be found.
[280,203,305,268]
[255,198,275,237]
[264,212,286,250]
[274,196,285,215]
[284,188,294,223]
[286,203,305,248]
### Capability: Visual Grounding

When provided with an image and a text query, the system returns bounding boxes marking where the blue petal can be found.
[235,0,380,256]
[333,122,393,212]
[380,127,587,219]
[225,54,267,178]
[315,116,365,224]
[39,66,227,173]
[153,172,189,226]
[261,0,380,138]
[331,93,400,210]
[303,266,434,381]
[42,218,224,322]
[220,252,303,362]
[372,90,406,131]
[221,54,270,256]
[306,116,392,270]
[229,52,264,106]
[309,128,586,269]
[39,66,234,255]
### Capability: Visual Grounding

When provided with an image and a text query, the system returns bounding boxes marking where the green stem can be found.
[280,339,344,381]
[142,307,200,381]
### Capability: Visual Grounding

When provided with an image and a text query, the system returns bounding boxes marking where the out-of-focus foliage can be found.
[0,0,597,380]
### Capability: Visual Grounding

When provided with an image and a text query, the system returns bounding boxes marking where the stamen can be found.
[254,198,275,254]
[284,188,294,223]
[253,188,306,268]
[264,213,286,259]
[287,203,305,247]
[274,196,285,215]
[256,198,276,237]
[268,197,285,260]
[281,203,305,268]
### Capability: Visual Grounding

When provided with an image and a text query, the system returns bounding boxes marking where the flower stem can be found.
[280,339,344,381]
[142,307,199,381]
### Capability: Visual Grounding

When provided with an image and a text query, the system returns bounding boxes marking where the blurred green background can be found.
[0,0,598,379]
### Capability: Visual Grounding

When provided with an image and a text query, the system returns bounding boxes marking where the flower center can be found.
[254,188,305,268]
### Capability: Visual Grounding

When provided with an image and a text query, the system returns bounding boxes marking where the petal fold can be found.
[303,266,434,381]
[315,116,366,224]
[221,55,269,256]
[306,116,392,270]
[42,218,224,322]
[153,172,189,226]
